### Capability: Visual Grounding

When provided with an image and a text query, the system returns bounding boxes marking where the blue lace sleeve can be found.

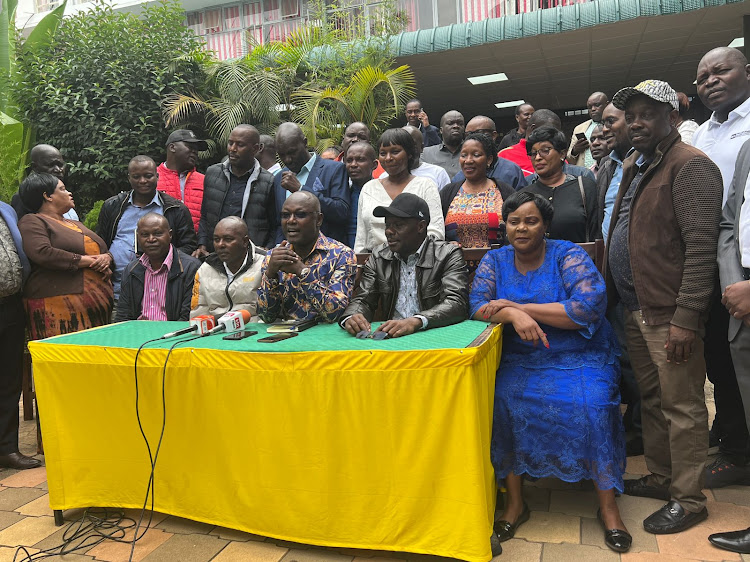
[469,251,498,317]
[559,244,607,339]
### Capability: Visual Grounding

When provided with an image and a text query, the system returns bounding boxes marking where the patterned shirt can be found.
[0,215,22,298]
[138,245,174,321]
[257,233,356,323]
[394,238,428,328]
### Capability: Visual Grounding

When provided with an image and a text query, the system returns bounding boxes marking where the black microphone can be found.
[160,315,217,339]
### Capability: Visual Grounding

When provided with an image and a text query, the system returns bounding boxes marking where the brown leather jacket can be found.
[604,128,723,331]
[343,236,469,328]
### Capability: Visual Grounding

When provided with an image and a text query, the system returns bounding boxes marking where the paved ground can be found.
[2,384,748,562]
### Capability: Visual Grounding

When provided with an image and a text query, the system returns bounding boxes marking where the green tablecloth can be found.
[42,319,492,353]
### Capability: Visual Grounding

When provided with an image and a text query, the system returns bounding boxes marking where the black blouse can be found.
[521,174,601,243]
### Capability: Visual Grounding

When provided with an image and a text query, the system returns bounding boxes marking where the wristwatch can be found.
[298,267,310,278]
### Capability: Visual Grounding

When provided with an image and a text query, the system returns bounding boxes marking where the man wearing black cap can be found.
[157,129,208,233]
[341,193,469,338]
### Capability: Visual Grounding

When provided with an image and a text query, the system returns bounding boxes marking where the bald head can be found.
[216,215,249,237]
[402,125,424,155]
[439,110,465,148]
[129,155,155,168]
[342,121,371,152]
[527,109,561,137]
[466,115,498,141]
[276,122,310,173]
[137,212,172,263]
[284,190,321,214]
[30,144,65,179]
[697,47,750,121]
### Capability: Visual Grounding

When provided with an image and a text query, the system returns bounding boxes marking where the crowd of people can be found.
[1,43,750,557]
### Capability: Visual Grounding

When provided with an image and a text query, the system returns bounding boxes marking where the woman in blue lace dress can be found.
[469,191,630,553]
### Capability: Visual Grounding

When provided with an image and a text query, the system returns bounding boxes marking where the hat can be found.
[373,192,430,222]
[612,80,679,111]
[166,129,208,151]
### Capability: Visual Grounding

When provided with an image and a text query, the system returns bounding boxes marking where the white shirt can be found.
[740,173,750,268]
[380,161,451,191]
[692,96,750,205]
[353,176,444,253]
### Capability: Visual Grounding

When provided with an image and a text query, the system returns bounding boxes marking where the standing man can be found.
[607,80,722,533]
[498,103,535,150]
[708,138,750,554]
[12,144,78,221]
[568,91,609,168]
[421,110,465,178]
[589,124,609,178]
[274,122,350,244]
[343,142,378,248]
[97,155,197,314]
[599,102,640,455]
[257,191,356,323]
[404,98,441,147]
[336,122,384,178]
[453,116,527,190]
[195,124,276,257]
[0,202,40,469]
[157,129,207,233]
[258,134,281,175]
[692,46,750,487]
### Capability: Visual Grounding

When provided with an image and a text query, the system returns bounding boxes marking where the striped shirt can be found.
[138,245,174,321]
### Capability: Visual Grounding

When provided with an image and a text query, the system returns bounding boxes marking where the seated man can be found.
[341,193,469,338]
[191,216,265,319]
[257,191,356,323]
[116,213,200,322]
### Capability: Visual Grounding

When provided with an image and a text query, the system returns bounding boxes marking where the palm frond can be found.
[162,93,213,127]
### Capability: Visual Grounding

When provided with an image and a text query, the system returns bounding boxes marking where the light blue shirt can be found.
[109,191,163,298]
[602,150,626,245]
[285,153,316,199]
[394,238,428,329]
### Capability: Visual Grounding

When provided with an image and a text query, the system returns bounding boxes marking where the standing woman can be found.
[522,127,600,242]
[354,128,444,253]
[441,132,515,247]
[470,191,629,553]
[18,173,113,340]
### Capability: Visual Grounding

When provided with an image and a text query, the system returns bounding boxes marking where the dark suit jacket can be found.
[273,155,350,244]
[718,137,750,341]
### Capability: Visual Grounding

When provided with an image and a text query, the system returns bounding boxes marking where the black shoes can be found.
[623,475,671,501]
[490,532,502,557]
[0,452,42,470]
[597,509,632,553]
[494,502,530,542]
[643,500,708,534]
[708,527,750,554]
[704,455,750,488]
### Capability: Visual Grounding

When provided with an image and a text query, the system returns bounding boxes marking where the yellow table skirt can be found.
[30,323,501,562]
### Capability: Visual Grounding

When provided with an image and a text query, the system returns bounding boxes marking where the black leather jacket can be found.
[343,236,469,328]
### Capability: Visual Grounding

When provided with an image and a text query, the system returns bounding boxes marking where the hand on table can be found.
[376,317,422,338]
[477,299,516,320]
[344,314,371,336]
[664,324,695,364]
[280,172,301,193]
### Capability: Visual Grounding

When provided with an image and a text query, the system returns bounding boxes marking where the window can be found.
[224,6,243,29]
[187,12,205,35]
[204,8,222,33]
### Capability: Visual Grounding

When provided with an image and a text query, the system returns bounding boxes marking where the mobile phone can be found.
[257,333,298,343]
[222,330,258,340]
[576,132,587,140]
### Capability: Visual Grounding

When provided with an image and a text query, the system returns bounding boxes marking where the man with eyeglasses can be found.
[257,191,356,323]
[452,116,527,190]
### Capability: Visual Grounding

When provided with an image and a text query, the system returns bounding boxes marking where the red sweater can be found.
[498,138,534,177]
[157,162,204,232]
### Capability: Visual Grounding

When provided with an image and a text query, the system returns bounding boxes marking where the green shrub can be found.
[13,0,203,215]
[83,199,103,231]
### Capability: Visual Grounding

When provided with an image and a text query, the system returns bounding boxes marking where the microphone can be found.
[205,310,252,336]
[160,315,216,339]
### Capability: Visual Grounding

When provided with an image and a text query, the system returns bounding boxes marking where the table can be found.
[29,320,502,562]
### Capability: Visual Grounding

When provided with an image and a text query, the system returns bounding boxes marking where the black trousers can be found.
[0,293,25,455]
[705,288,750,463]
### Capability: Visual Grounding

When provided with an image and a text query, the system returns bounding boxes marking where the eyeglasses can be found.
[528,147,555,159]
[280,211,318,220]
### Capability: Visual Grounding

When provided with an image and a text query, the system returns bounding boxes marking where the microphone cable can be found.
[128,333,203,562]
